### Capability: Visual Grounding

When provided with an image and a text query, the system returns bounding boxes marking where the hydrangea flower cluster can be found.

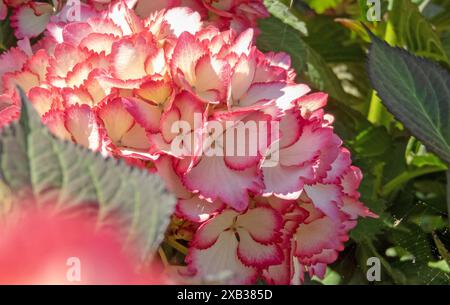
[0,0,267,39]
[0,1,375,284]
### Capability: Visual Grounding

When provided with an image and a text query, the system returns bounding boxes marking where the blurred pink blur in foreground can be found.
[0,208,169,285]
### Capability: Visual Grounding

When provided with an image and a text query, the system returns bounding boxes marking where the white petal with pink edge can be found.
[41,109,72,141]
[323,148,352,183]
[192,209,238,249]
[3,70,39,94]
[122,97,161,133]
[341,196,377,220]
[171,32,207,87]
[176,196,225,223]
[262,163,314,199]
[280,123,333,167]
[187,230,257,284]
[183,155,263,211]
[236,229,283,267]
[153,155,192,199]
[79,33,118,55]
[96,98,135,144]
[62,22,93,46]
[236,206,282,243]
[28,87,62,116]
[240,82,310,109]
[293,216,345,258]
[111,35,155,80]
[303,183,342,222]
[194,54,230,102]
[297,92,328,116]
[163,7,202,36]
[11,2,53,39]
[0,47,29,88]
[230,53,256,102]
[340,166,363,198]
[65,104,102,150]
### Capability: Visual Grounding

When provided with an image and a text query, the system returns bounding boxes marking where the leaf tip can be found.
[360,22,379,44]
[17,86,42,132]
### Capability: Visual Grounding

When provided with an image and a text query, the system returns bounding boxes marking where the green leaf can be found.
[442,30,450,60]
[429,0,450,33]
[325,99,372,141]
[411,153,447,168]
[368,32,450,165]
[391,0,449,63]
[406,137,448,168]
[257,16,356,104]
[312,268,342,285]
[335,18,371,42]
[350,161,389,242]
[263,0,308,36]
[433,232,450,265]
[0,90,176,263]
[259,1,359,104]
[303,16,366,63]
[350,126,391,157]
[390,224,450,284]
[414,179,448,214]
[358,0,371,20]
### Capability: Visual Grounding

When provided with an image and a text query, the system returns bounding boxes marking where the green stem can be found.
[381,166,447,197]
[368,21,396,126]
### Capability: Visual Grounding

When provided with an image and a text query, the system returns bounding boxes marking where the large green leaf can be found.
[0,91,176,263]
[391,0,449,63]
[368,33,450,164]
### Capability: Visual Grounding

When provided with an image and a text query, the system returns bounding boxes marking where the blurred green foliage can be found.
[258,0,450,285]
